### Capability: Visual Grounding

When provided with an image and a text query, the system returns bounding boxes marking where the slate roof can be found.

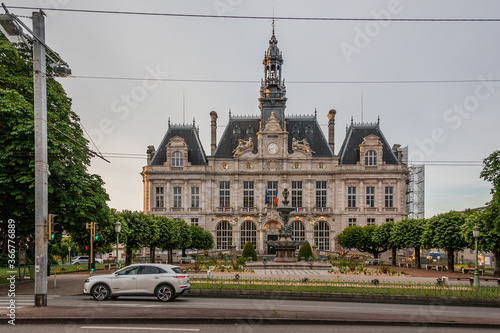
[338,122,399,165]
[212,116,260,158]
[212,114,334,158]
[150,124,207,166]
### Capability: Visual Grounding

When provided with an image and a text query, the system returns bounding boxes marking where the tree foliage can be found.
[480,150,500,191]
[189,225,214,251]
[337,225,388,258]
[0,36,111,257]
[241,241,258,261]
[372,221,396,265]
[391,218,425,268]
[422,211,466,272]
[297,242,315,261]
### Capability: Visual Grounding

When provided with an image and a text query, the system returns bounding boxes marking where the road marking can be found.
[80,326,200,331]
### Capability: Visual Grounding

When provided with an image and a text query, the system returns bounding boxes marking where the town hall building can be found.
[141,27,408,256]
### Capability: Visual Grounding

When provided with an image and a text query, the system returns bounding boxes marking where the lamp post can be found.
[230,217,238,260]
[114,221,122,271]
[472,225,480,287]
[68,246,71,264]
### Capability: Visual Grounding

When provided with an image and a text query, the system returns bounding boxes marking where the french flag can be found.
[321,207,325,212]
[275,188,279,205]
[296,207,300,212]
[246,207,251,212]
[222,207,226,212]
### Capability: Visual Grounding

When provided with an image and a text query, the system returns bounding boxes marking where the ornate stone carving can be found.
[292,137,315,154]
[232,137,254,156]
[263,112,281,132]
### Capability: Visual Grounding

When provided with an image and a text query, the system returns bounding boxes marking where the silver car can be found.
[72,256,103,265]
[83,263,190,302]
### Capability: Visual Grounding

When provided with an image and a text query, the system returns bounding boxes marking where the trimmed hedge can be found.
[241,241,258,261]
[297,242,315,261]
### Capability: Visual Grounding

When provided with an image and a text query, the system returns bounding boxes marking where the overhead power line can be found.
[8,6,500,22]
[65,75,500,85]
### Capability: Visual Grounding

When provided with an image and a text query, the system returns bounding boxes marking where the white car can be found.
[71,256,103,265]
[83,263,190,302]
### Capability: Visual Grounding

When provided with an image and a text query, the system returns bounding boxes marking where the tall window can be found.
[367,218,376,226]
[291,181,302,208]
[366,186,375,208]
[347,186,356,207]
[315,221,330,251]
[155,187,164,208]
[243,181,254,208]
[172,151,183,167]
[291,221,305,241]
[219,181,230,207]
[386,218,394,222]
[348,218,357,226]
[173,187,182,208]
[190,218,199,226]
[240,221,257,249]
[191,187,200,208]
[385,186,394,208]
[216,221,232,250]
[365,150,377,166]
[316,181,327,208]
[267,181,278,207]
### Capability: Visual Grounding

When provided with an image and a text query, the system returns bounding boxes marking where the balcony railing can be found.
[239,207,258,214]
[216,207,233,214]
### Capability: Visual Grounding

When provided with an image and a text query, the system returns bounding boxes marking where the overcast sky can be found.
[12,0,500,217]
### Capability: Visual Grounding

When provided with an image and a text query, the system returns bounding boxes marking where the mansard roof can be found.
[338,121,399,165]
[212,115,260,158]
[150,123,207,166]
[212,113,334,158]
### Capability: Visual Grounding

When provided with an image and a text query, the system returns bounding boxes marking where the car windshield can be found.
[171,267,184,274]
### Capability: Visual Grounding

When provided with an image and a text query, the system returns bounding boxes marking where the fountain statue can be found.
[266,188,306,262]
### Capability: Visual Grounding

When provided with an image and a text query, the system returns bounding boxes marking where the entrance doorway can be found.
[267,235,278,255]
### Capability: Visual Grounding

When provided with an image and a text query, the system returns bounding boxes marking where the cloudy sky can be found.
[11,0,500,217]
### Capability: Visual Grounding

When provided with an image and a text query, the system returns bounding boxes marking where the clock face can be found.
[267,143,278,154]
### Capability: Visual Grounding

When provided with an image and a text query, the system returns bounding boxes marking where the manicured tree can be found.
[391,218,425,269]
[297,242,315,261]
[372,221,397,266]
[190,225,214,251]
[337,225,388,259]
[118,211,157,266]
[462,193,500,277]
[156,216,179,264]
[422,211,467,272]
[176,219,193,257]
[241,241,258,262]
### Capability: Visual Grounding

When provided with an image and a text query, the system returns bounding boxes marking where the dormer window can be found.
[365,150,377,166]
[172,151,183,167]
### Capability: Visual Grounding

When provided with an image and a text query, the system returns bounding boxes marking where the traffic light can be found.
[84,245,89,252]
[94,224,99,240]
[48,214,59,241]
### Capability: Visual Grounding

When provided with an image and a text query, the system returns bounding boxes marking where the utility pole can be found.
[86,222,96,271]
[33,10,48,308]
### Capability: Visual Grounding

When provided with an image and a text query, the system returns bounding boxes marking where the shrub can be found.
[297,242,315,262]
[241,241,258,262]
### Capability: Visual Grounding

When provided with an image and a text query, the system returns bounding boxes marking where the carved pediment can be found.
[360,134,382,146]
[167,136,187,147]
[263,112,281,132]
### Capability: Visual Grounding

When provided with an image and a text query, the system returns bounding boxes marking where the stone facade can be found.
[141,28,408,256]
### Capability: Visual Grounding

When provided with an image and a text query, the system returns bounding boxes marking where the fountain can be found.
[266,188,306,262]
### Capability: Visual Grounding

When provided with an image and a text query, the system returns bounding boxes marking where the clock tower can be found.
[259,22,287,129]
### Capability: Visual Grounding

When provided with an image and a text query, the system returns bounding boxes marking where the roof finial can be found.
[168,117,171,128]
[229,108,232,118]
[314,107,317,118]
[377,115,380,125]
[351,116,353,124]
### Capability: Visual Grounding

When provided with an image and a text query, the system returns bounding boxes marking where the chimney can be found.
[328,109,336,153]
[146,145,155,165]
[210,111,218,155]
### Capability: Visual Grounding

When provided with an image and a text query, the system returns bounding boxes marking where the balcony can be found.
[189,207,202,212]
[152,207,166,212]
[239,207,259,215]
[364,207,378,212]
[290,207,307,215]
[170,207,184,212]
[383,207,397,212]
[345,207,360,212]
[215,207,234,214]
[312,207,331,214]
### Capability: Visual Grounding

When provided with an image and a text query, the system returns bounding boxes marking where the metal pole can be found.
[33,10,48,307]
[115,232,119,271]
[474,237,480,287]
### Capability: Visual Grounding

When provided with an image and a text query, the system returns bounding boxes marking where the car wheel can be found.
[91,284,110,301]
[156,285,174,302]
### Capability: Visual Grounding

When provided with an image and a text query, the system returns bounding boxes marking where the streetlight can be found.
[472,225,481,287]
[114,221,122,271]
[68,246,71,264]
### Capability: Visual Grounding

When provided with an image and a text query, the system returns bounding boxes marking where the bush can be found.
[241,241,258,262]
[297,242,315,262]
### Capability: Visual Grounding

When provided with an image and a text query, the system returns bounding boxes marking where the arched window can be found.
[216,221,232,250]
[365,150,377,166]
[314,221,330,251]
[172,151,183,167]
[291,221,305,241]
[240,221,257,249]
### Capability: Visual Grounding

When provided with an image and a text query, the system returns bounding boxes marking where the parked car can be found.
[426,252,441,260]
[83,263,190,302]
[71,256,103,265]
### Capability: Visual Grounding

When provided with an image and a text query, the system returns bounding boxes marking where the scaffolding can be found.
[406,164,425,219]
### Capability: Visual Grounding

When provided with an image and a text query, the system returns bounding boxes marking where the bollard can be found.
[54,270,57,288]
[207,270,211,279]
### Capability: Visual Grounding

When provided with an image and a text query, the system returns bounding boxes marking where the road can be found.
[3,295,500,322]
[1,323,498,333]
